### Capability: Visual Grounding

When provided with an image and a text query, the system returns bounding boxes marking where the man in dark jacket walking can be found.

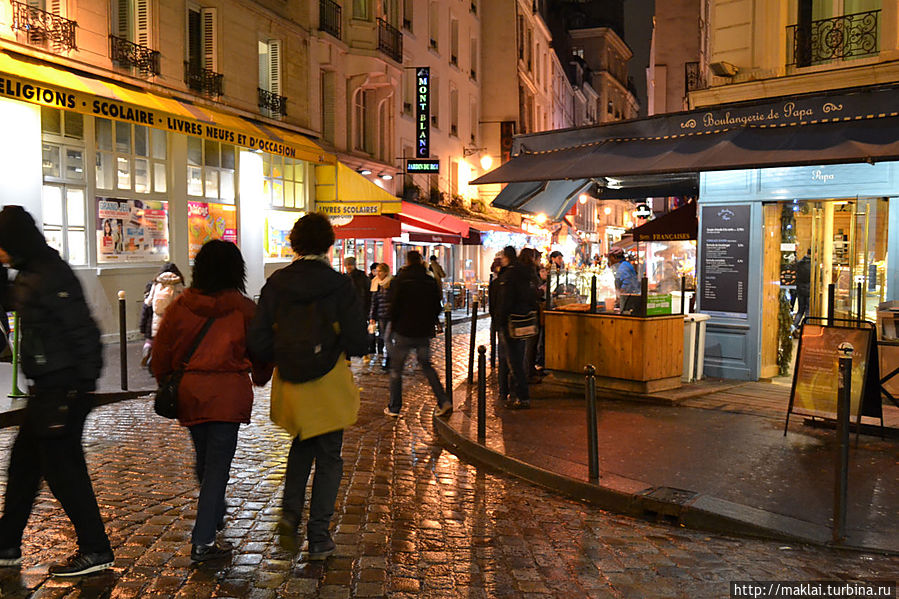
[344,256,370,320]
[0,206,114,576]
[385,251,451,417]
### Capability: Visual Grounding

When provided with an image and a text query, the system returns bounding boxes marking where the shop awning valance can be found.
[472,84,899,185]
[628,201,697,242]
[399,201,470,236]
[332,215,401,239]
[491,179,592,221]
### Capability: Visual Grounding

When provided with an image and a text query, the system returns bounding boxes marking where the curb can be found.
[432,410,899,556]
[0,390,154,429]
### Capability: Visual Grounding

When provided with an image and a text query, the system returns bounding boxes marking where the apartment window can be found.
[186,136,235,202]
[402,0,412,30]
[430,75,439,128]
[41,108,86,265]
[320,70,336,142]
[187,6,217,71]
[517,16,525,60]
[526,27,533,71]
[470,36,478,80]
[96,117,167,195]
[354,89,374,153]
[450,19,459,66]
[449,85,458,137]
[469,97,478,145]
[572,46,584,59]
[470,0,477,15]
[429,2,439,50]
[112,0,151,46]
[353,0,370,20]
[402,68,414,114]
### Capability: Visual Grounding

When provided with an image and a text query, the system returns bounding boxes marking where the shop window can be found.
[186,136,235,202]
[95,117,167,194]
[263,155,308,260]
[41,108,86,265]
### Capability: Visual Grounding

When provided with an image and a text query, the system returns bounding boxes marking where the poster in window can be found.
[188,201,238,259]
[264,210,302,260]
[96,198,169,263]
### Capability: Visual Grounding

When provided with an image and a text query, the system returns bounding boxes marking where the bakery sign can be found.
[678,100,846,131]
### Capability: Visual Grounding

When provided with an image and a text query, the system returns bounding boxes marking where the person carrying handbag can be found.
[151,240,271,563]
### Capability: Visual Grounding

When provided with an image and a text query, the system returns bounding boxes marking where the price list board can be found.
[700,205,750,318]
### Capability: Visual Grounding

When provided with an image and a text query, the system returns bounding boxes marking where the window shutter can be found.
[49,0,62,15]
[113,0,129,38]
[201,7,217,71]
[135,0,151,47]
[268,40,281,96]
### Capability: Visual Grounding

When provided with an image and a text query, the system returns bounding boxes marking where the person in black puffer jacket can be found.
[0,206,114,577]
[369,263,392,368]
[385,251,451,417]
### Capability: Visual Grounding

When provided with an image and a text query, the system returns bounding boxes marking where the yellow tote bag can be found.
[270,354,360,441]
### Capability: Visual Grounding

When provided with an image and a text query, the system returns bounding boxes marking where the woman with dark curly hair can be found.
[150,240,271,563]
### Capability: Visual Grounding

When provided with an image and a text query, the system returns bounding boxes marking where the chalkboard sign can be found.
[700,205,750,318]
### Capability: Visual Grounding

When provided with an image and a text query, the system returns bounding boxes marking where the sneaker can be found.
[48,551,114,576]
[0,547,21,567]
[277,516,300,552]
[190,540,233,563]
[306,537,336,561]
[384,407,400,418]
[435,402,453,417]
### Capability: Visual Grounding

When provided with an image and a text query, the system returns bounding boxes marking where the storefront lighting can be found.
[603,206,612,215]
[379,172,393,180]
[479,154,493,170]
[358,168,372,176]
[535,213,547,224]
[579,193,589,204]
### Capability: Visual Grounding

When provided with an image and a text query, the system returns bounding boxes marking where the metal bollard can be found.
[466,289,471,315]
[680,276,687,315]
[856,282,863,323]
[468,300,479,384]
[8,313,27,398]
[118,290,128,391]
[827,283,836,326]
[444,305,453,401]
[477,345,487,442]
[489,324,496,369]
[833,344,853,542]
[590,275,597,314]
[585,365,599,482]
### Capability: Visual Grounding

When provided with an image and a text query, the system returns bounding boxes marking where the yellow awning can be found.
[0,49,334,164]
[314,163,402,216]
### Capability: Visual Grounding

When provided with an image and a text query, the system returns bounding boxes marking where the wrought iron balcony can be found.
[378,18,403,63]
[685,61,706,92]
[319,0,341,40]
[184,61,223,97]
[258,88,287,117]
[110,35,159,77]
[10,0,76,52]
[787,9,880,67]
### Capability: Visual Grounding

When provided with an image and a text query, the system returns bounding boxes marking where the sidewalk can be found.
[435,372,899,554]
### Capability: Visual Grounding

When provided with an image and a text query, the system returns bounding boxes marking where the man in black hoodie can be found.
[385,251,451,417]
[0,206,113,576]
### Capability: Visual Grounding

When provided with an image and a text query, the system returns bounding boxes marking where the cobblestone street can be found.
[0,322,897,598]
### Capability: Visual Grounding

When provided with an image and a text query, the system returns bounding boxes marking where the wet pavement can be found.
[0,322,896,597]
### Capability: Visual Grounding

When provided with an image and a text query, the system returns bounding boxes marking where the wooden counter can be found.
[545,309,683,394]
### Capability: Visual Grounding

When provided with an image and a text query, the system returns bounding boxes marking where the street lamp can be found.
[479,154,493,170]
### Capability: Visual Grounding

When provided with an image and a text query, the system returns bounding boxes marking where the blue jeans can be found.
[497,328,529,402]
[188,422,240,546]
[282,429,343,543]
[388,334,450,412]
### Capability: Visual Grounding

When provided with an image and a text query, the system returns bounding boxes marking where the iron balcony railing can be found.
[787,9,880,67]
[684,61,706,92]
[184,61,223,97]
[378,18,403,63]
[319,0,341,40]
[258,88,287,117]
[110,35,160,76]
[10,0,76,52]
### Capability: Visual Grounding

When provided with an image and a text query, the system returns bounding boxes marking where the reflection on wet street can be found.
[0,323,897,597]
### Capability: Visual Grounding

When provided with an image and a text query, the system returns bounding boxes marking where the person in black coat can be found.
[793,250,812,328]
[384,251,451,417]
[0,206,114,577]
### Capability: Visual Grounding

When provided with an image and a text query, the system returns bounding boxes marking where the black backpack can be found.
[273,298,341,382]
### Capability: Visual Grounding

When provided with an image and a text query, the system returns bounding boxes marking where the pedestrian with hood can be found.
[384,251,451,417]
[151,240,270,563]
[141,262,185,366]
[249,213,367,561]
[493,246,538,409]
[0,206,113,576]
[369,263,393,369]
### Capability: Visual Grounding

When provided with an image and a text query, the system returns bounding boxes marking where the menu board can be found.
[700,205,750,318]
[97,198,169,263]
[188,201,238,259]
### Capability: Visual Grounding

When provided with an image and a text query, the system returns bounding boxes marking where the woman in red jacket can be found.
[151,240,270,563]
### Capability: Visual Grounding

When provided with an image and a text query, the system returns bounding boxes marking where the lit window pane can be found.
[134,125,149,157]
[95,118,112,151]
[272,178,284,207]
[263,179,274,205]
[151,128,166,159]
[96,153,114,189]
[134,158,149,193]
[67,230,86,265]
[115,122,131,153]
[42,186,63,225]
[66,188,85,227]
[187,166,203,196]
[154,162,167,193]
[41,106,60,135]
[188,137,203,166]
[64,112,83,140]
[117,157,131,189]
[204,169,219,198]
[271,156,283,179]
[285,180,294,208]
[295,182,306,210]
[220,171,234,202]
[283,160,294,181]
[262,155,271,177]
[65,148,84,180]
[221,145,235,170]
[294,161,305,183]
[42,144,60,178]
[204,140,220,167]
[44,226,64,256]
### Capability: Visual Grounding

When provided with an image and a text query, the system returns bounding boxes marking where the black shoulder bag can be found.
[154,318,216,419]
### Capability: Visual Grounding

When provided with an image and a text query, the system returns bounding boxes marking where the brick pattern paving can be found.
[0,321,896,598]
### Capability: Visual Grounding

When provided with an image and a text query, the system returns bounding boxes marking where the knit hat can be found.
[0,205,48,263]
